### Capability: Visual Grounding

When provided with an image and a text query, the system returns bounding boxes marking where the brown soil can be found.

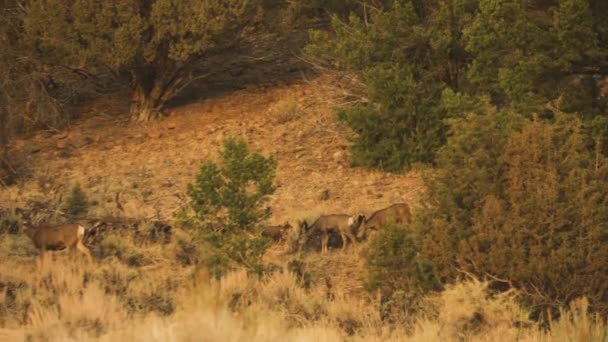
[1,74,424,225]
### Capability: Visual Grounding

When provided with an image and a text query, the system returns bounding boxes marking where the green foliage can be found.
[418,108,608,316]
[308,0,608,171]
[63,184,89,217]
[184,137,277,278]
[307,3,459,171]
[363,224,441,296]
[22,0,254,120]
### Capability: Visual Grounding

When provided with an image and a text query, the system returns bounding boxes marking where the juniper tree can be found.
[22,0,255,122]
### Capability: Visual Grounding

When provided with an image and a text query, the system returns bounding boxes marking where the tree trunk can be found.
[130,84,164,123]
[129,62,196,122]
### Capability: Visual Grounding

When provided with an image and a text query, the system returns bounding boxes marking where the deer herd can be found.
[294,203,412,254]
[10,202,411,266]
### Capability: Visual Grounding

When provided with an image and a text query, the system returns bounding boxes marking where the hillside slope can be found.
[0,74,424,225]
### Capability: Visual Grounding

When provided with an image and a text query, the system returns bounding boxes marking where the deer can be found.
[15,208,94,265]
[299,214,364,254]
[356,203,412,240]
[261,222,292,243]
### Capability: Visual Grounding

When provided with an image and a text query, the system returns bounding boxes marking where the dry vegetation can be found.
[0,77,606,341]
[0,253,604,341]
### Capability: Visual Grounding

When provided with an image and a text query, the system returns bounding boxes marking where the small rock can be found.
[320,190,330,201]
[167,123,176,130]
[28,144,42,154]
[333,151,344,161]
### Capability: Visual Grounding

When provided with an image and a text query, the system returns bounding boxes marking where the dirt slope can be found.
[1,74,424,226]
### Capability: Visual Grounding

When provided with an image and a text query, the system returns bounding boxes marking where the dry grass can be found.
[0,245,605,342]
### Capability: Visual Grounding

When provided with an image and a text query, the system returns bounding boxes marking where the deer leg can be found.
[70,244,78,261]
[346,231,357,252]
[38,248,46,268]
[340,231,347,252]
[76,240,94,264]
[321,231,329,254]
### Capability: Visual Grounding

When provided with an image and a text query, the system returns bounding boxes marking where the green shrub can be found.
[182,137,277,278]
[63,184,88,217]
[363,224,441,297]
[97,234,151,267]
[417,108,608,317]
[306,0,608,171]
[307,4,451,172]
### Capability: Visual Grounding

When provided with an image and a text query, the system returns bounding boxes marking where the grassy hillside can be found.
[0,75,606,341]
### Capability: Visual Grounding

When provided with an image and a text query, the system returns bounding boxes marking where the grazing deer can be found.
[356,203,412,240]
[16,209,94,265]
[299,214,364,254]
[261,222,292,243]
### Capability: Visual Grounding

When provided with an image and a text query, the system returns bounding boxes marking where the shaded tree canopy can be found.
[22,0,256,122]
[308,0,608,171]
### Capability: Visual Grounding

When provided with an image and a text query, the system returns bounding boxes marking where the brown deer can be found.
[16,208,94,265]
[299,214,364,254]
[356,203,412,240]
[261,222,292,243]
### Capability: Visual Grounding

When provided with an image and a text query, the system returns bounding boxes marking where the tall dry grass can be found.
[0,230,606,342]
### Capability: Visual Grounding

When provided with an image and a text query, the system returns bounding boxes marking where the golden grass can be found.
[1,245,605,342]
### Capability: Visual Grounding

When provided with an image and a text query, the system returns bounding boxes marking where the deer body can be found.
[261,222,292,243]
[300,214,362,254]
[23,222,93,265]
[357,203,412,240]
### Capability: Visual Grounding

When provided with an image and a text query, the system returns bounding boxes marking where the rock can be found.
[167,123,176,130]
[28,144,42,154]
[320,189,330,201]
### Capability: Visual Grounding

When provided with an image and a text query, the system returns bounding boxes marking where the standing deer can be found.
[299,214,364,254]
[16,208,94,265]
[356,203,412,240]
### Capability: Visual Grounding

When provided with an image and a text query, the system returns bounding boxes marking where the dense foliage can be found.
[308,0,608,171]
[367,107,608,317]
[183,137,277,278]
[22,0,255,122]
